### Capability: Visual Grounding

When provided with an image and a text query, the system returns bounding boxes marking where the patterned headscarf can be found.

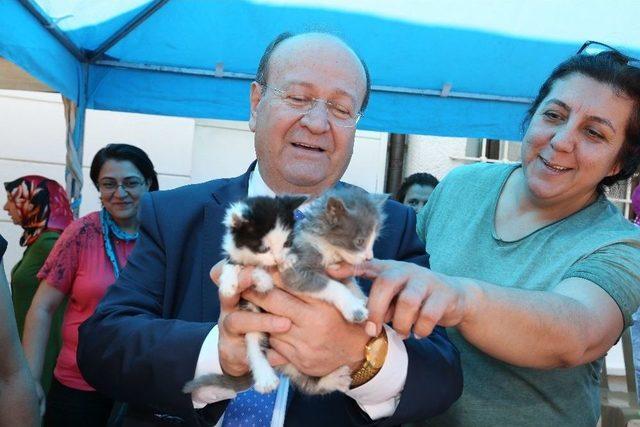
[632,185,640,226]
[4,176,73,246]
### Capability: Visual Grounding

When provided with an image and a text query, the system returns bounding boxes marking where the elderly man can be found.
[77,32,462,426]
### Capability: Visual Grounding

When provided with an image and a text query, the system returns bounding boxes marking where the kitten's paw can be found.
[219,264,240,297]
[253,371,280,394]
[252,268,274,293]
[317,365,352,393]
[280,254,297,271]
[343,302,369,323]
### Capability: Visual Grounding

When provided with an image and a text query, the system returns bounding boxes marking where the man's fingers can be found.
[243,287,306,321]
[266,349,290,367]
[210,259,226,286]
[222,310,291,336]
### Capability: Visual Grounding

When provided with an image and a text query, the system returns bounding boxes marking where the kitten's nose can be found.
[365,250,373,261]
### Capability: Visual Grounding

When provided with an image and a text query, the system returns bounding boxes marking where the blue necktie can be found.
[222,387,278,427]
[293,209,305,221]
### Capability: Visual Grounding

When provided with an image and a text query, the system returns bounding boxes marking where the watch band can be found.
[350,327,388,388]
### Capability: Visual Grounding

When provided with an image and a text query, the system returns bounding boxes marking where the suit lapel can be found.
[200,165,253,321]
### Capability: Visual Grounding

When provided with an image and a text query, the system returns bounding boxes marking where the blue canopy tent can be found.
[1,0,639,212]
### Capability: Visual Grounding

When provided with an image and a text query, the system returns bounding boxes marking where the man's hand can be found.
[210,261,292,376]
[243,285,370,377]
[328,260,479,339]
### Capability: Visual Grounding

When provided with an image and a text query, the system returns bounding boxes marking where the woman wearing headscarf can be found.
[4,176,73,394]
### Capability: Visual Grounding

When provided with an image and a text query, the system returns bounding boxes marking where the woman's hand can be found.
[328,259,481,338]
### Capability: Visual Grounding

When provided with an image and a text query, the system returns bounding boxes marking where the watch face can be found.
[366,336,388,368]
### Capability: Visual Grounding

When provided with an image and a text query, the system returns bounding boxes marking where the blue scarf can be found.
[100,208,138,278]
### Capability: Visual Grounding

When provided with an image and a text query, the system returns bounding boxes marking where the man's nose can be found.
[300,101,330,133]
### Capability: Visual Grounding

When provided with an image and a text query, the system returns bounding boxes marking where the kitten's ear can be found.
[326,196,347,224]
[224,202,248,229]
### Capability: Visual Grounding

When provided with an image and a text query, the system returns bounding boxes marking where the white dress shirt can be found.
[191,165,409,422]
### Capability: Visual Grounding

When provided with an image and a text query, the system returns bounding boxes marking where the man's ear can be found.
[249,81,263,132]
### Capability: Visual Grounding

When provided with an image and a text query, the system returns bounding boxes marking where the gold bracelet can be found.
[350,328,388,388]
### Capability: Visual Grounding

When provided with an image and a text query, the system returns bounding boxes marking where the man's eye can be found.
[330,104,352,119]
[286,95,311,106]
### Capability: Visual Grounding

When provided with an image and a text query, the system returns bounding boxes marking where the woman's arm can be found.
[0,260,39,426]
[347,260,624,369]
[22,280,66,381]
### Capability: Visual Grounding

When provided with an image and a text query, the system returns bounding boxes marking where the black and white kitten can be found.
[183,188,386,397]
[184,195,306,396]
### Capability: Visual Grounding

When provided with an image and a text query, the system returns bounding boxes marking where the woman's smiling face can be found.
[521,72,632,207]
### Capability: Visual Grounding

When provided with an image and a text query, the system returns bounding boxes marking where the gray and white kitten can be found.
[183,188,386,397]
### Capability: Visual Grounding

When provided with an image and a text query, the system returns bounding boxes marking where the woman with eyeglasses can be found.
[22,143,158,426]
[328,42,640,426]
[3,176,73,397]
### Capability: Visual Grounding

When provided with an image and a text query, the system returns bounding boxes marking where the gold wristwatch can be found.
[350,327,388,388]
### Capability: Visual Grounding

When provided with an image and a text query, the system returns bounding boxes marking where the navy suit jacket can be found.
[78,165,462,426]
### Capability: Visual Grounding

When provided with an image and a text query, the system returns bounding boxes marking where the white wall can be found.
[0,90,195,273]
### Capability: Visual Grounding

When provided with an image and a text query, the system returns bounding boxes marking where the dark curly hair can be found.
[395,173,440,203]
[523,49,640,191]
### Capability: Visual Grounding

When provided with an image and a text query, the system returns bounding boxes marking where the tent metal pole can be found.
[385,133,407,195]
[88,0,171,62]
[94,59,533,105]
[17,0,84,60]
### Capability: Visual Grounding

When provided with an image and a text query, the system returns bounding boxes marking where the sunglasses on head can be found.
[577,40,640,68]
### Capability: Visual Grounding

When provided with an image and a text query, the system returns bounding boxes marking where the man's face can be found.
[249,35,367,196]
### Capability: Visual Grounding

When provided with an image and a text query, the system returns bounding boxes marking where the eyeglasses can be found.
[260,83,362,128]
[98,178,146,196]
[577,41,640,68]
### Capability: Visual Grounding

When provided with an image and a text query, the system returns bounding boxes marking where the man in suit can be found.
[77,32,462,426]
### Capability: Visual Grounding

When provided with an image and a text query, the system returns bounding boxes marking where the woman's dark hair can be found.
[90,143,159,191]
[395,173,440,203]
[523,50,640,190]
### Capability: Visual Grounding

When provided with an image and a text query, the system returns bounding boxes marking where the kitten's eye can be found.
[257,244,270,254]
[355,238,366,247]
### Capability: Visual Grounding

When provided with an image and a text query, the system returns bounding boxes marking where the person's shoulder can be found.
[32,230,61,248]
[150,176,241,204]
[444,162,512,182]
[591,198,640,240]
[61,211,101,238]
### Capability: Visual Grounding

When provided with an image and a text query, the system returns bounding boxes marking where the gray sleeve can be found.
[562,242,640,327]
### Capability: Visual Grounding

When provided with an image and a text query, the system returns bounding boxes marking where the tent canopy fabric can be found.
[1,0,640,141]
